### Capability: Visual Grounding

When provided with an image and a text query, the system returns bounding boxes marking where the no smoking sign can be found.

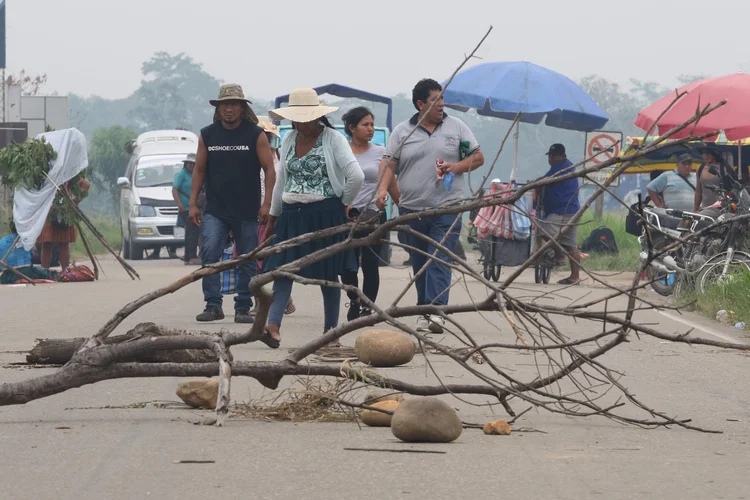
[584,132,623,166]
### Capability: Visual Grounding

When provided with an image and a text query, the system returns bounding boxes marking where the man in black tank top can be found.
[189,84,276,323]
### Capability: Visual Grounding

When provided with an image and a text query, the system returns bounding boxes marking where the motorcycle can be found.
[638,166,750,296]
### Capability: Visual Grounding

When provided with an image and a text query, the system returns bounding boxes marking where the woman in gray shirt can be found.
[340,107,399,320]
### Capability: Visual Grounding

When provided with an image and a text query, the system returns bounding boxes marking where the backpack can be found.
[581,227,619,255]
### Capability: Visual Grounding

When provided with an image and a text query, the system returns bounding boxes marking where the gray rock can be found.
[391,397,462,443]
[716,310,731,325]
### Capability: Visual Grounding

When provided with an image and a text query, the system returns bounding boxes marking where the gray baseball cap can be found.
[677,153,694,164]
[183,153,197,164]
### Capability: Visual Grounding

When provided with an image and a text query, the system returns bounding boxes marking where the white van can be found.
[117,130,198,260]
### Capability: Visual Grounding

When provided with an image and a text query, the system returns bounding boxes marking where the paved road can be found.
[1,250,749,499]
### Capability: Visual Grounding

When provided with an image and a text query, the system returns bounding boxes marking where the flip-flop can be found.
[557,278,581,286]
[260,327,281,349]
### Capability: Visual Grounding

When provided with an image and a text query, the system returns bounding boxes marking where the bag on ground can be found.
[58,264,95,282]
[580,226,619,255]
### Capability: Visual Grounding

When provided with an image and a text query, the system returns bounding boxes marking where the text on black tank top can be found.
[201,120,263,221]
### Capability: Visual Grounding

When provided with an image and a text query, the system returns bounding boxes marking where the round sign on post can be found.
[582,131,623,187]
[586,132,622,165]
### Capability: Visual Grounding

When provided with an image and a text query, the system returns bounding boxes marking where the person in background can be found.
[172,153,200,265]
[646,153,696,212]
[189,83,276,324]
[376,78,484,333]
[340,107,399,321]
[537,143,581,285]
[252,117,295,317]
[38,177,91,270]
[262,88,364,348]
[695,146,737,215]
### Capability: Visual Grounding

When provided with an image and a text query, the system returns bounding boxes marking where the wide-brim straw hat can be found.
[257,116,281,138]
[269,88,339,123]
[209,83,253,106]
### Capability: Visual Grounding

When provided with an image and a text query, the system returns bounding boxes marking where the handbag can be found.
[58,264,96,282]
[219,244,240,295]
[626,195,649,237]
[510,185,531,241]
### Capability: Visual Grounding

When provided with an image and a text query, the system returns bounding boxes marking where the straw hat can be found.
[269,88,339,123]
[257,116,281,138]
[209,83,253,106]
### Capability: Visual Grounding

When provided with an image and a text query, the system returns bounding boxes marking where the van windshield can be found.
[135,154,187,188]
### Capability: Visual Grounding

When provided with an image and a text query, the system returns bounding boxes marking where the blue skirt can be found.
[263,197,357,281]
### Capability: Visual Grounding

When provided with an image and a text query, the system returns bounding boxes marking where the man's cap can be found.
[183,153,197,164]
[677,153,694,164]
[545,143,566,156]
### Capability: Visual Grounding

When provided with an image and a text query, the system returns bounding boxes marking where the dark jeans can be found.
[400,209,460,306]
[341,243,382,304]
[182,211,200,261]
[268,277,340,331]
[200,213,258,311]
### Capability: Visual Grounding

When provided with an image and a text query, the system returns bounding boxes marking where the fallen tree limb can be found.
[24,323,215,365]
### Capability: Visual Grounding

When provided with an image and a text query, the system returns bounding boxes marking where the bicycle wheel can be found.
[541,264,551,284]
[697,255,750,295]
[535,263,551,284]
[491,264,502,282]
[483,260,492,280]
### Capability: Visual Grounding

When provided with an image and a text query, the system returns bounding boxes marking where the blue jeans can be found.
[268,278,341,332]
[399,209,460,306]
[201,213,258,311]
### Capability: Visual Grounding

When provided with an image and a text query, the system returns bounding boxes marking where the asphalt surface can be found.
[1,248,749,500]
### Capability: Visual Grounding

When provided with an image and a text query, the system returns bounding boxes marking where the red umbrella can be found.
[634,73,750,140]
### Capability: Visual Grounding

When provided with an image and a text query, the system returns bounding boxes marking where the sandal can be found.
[557,278,581,286]
[284,299,296,315]
[260,327,281,349]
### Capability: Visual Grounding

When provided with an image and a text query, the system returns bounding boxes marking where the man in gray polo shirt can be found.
[377,78,484,333]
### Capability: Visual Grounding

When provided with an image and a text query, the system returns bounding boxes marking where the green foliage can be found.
[692,272,750,327]
[0,137,91,228]
[0,137,58,190]
[48,169,92,227]
[88,126,136,212]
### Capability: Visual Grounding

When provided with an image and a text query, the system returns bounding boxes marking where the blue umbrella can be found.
[442,61,609,179]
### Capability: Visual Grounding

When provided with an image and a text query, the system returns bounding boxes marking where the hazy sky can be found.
[8,0,750,100]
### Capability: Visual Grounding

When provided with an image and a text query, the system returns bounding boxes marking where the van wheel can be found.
[122,233,130,259]
[128,230,143,261]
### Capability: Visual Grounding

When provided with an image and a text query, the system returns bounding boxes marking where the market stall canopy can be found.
[634,73,750,141]
[443,61,609,131]
[13,129,89,251]
[619,134,750,174]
